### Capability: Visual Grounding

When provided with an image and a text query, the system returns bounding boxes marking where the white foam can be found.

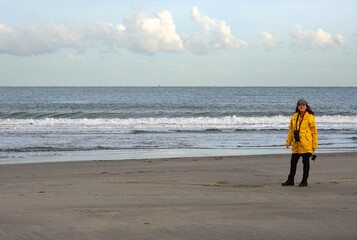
[1,115,357,132]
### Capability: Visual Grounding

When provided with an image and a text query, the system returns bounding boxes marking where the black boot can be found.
[298,180,308,187]
[282,180,294,186]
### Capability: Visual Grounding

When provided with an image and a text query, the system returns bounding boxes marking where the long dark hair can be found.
[295,105,315,115]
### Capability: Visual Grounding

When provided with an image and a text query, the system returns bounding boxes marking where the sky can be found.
[0,0,356,86]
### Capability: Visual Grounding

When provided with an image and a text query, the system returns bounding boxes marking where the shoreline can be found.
[1,152,356,239]
[2,147,357,165]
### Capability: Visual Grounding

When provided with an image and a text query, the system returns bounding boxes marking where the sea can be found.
[0,87,356,164]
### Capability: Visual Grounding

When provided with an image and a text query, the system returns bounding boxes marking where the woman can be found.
[282,99,318,187]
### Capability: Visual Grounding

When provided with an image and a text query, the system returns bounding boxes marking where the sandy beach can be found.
[0,152,356,240]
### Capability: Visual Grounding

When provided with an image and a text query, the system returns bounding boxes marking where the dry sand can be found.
[0,153,356,240]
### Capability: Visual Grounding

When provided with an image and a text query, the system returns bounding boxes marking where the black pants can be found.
[288,153,311,182]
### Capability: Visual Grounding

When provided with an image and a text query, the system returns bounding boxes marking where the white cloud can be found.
[184,6,248,54]
[0,7,247,56]
[67,54,86,61]
[258,65,281,74]
[260,31,279,50]
[119,56,147,64]
[0,22,83,56]
[5,9,350,57]
[0,9,184,56]
[121,9,184,53]
[82,9,185,54]
[341,68,357,75]
[334,34,346,48]
[291,25,345,49]
[305,67,336,74]
[190,6,215,33]
[170,64,192,72]
[321,67,335,73]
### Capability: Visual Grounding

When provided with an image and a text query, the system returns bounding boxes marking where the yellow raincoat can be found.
[286,112,318,154]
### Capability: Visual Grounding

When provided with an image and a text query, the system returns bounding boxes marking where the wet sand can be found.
[0,153,356,240]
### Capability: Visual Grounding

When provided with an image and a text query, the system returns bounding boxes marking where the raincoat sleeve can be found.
[309,115,318,149]
[286,116,294,146]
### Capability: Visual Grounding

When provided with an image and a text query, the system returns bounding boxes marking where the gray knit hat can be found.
[297,99,308,106]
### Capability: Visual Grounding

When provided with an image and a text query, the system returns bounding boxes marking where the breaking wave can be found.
[1,115,356,133]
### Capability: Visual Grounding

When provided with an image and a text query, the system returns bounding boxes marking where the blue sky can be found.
[0,0,356,86]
